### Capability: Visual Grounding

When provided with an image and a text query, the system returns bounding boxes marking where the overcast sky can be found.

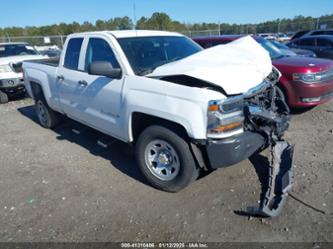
[1,0,332,28]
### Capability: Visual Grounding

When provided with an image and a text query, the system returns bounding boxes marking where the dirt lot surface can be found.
[0,98,332,242]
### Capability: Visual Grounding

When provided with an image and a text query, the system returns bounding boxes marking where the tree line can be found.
[1,12,332,38]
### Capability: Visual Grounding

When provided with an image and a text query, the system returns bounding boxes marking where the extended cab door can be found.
[58,35,125,138]
[57,37,87,118]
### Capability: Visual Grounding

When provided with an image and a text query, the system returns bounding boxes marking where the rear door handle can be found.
[78,80,88,86]
[57,75,64,81]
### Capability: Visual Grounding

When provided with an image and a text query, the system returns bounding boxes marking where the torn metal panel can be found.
[148,36,273,95]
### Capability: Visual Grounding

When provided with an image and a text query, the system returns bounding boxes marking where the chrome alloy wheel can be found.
[144,139,180,181]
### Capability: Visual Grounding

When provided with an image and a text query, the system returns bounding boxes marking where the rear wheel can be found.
[35,95,61,128]
[135,125,199,192]
[0,90,9,104]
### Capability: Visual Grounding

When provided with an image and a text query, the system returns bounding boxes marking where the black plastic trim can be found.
[205,131,265,169]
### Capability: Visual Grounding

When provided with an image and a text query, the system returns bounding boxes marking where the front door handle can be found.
[57,75,64,81]
[78,80,88,86]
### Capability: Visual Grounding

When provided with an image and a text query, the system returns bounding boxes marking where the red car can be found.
[193,35,333,108]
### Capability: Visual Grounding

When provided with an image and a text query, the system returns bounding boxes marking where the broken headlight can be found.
[207,96,244,138]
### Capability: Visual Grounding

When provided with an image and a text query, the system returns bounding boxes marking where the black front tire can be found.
[135,125,199,192]
[35,95,61,128]
[0,90,9,104]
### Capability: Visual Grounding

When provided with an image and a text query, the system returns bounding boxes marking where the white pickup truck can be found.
[0,42,46,103]
[23,30,294,216]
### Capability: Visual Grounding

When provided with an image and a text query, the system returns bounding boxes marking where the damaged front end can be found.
[242,69,295,217]
[203,68,294,217]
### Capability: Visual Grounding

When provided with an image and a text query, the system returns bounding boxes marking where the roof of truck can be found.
[69,30,184,39]
[110,30,183,38]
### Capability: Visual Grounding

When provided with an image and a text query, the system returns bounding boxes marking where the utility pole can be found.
[133,2,137,30]
[60,35,64,48]
[316,18,320,29]
[6,33,11,42]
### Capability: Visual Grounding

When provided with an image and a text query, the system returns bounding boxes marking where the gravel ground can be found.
[0,98,332,242]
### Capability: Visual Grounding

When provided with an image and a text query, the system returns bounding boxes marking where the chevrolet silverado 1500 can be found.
[23,31,294,217]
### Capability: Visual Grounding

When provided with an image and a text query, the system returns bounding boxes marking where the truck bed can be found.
[24,57,60,67]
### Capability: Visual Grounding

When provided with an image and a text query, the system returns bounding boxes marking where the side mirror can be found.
[88,61,122,79]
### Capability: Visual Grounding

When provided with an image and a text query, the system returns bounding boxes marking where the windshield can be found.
[117,36,202,75]
[256,38,284,60]
[0,44,39,57]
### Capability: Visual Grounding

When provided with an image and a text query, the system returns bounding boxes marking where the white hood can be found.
[148,36,273,95]
[0,54,47,65]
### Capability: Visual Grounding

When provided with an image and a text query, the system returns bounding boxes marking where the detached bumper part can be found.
[206,132,294,217]
[247,140,294,217]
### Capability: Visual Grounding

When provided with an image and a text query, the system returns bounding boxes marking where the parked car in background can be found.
[287,35,333,60]
[0,42,46,103]
[290,30,310,40]
[40,49,62,58]
[276,33,291,42]
[35,45,62,58]
[270,40,317,57]
[258,33,276,40]
[291,29,333,40]
[194,35,333,108]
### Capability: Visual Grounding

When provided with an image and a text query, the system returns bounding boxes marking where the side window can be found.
[64,38,83,70]
[299,38,315,46]
[312,30,333,36]
[85,38,120,71]
[311,31,325,36]
[317,38,331,47]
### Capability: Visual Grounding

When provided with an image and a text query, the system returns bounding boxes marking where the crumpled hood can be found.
[0,54,47,65]
[148,36,273,95]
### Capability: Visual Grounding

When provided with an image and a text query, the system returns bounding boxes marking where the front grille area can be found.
[243,84,290,137]
[11,62,23,73]
[0,78,23,87]
[244,85,275,110]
